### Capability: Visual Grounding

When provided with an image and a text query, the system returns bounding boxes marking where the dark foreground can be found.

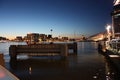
[5,42,120,80]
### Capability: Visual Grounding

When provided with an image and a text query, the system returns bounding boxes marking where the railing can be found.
[109,42,120,49]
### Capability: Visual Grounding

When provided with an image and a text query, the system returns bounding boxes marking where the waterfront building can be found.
[15,36,23,41]
[0,36,7,40]
[27,33,39,44]
[23,36,27,41]
[62,37,68,41]
[39,34,47,41]
[47,34,52,39]
[111,0,120,38]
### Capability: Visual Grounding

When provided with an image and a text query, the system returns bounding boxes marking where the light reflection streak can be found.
[29,67,32,74]
[105,58,115,80]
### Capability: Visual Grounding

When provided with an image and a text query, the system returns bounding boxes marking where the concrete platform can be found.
[0,65,19,80]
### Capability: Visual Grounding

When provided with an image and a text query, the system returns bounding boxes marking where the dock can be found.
[0,54,19,80]
[9,42,77,60]
[0,65,19,80]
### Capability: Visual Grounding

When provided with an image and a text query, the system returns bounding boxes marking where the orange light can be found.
[0,71,5,78]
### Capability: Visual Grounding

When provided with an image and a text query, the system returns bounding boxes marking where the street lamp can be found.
[106,25,111,33]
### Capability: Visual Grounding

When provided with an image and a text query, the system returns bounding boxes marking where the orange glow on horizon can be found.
[4,35,14,40]
[4,35,21,40]
[1,33,25,40]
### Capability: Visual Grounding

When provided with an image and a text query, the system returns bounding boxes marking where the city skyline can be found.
[0,0,113,39]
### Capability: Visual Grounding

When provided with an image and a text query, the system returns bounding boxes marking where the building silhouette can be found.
[27,33,39,44]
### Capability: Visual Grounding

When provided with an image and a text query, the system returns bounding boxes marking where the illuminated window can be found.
[114,13,120,18]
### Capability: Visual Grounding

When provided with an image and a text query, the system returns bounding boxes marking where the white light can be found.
[106,25,111,31]
[106,24,111,41]
[106,25,111,35]
[114,0,120,6]
[109,55,120,57]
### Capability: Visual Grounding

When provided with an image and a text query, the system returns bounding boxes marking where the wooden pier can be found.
[9,42,77,60]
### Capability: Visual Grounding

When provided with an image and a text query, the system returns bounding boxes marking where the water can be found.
[0,42,27,62]
[0,42,120,80]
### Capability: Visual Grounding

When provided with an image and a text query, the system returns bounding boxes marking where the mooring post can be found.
[61,44,68,58]
[9,45,17,60]
[0,53,5,67]
[73,42,77,54]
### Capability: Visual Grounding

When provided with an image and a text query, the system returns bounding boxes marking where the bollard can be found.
[9,45,17,60]
[73,42,77,54]
[0,53,5,67]
[61,44,68,58]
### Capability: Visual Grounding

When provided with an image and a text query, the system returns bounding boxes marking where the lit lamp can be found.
[106,25,111,41]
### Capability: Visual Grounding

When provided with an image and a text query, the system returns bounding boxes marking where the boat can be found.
[105,38,120,54]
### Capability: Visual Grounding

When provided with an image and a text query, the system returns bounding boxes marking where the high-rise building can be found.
[111,0,120,38]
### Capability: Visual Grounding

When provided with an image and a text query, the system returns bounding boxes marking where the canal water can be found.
[0,42,120,80]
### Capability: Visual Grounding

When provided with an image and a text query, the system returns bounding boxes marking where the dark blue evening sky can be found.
[0,0,113,39]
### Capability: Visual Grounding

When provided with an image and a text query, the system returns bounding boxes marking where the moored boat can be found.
[105,38,120,54]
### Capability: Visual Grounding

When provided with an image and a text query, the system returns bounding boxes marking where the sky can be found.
[0,0,114,39]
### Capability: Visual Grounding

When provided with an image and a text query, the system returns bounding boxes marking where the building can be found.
[27,33,39,44]
[47,34,52,39]
[62,37,68,41]
[15,36,23,41]
[0,37,7,40]
[111,0,120,38]
[39,34,47,41]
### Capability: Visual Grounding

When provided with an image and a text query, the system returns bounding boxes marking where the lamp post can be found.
[50,29,53,42]
[50,29,53,37]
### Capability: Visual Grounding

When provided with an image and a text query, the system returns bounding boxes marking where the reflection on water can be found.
[104,57,120,80]
[0,42,120,80]
[9,58,69,80]
[0,42,26,62]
